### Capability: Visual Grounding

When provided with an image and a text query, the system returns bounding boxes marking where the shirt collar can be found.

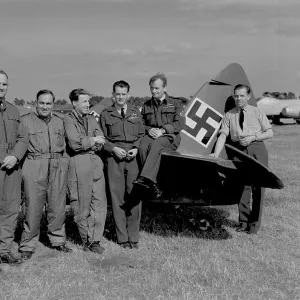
[116,103,127,114]
[158,94,166,102]
[241,104,250,112]
[152,93,167,106]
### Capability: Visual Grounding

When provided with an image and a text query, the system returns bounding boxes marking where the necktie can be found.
[239,109,244,131]
[121,108,125,119]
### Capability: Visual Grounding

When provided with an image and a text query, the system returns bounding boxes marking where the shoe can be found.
[118,242,132,249]
[0,252,22,264]
[235,223,249,233]
[20,251,34,261]
[130,242,139,249]
[247,225,258,235]
[51,245,72,253]
[133,176,151,188]
[84,242,105,254]
[152,183,162,199]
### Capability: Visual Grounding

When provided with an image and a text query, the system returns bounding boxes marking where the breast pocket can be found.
[162,107,175,123]
[28,128,45,149]
[144,111,154,125]
[7,116,20,136]
[107,119,123,138]
[127,118,140,136]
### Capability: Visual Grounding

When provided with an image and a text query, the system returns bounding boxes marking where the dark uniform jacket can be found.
[0,101,28,163]
[100,104,145,153]
[21,110,66,157]
[141,94,185,147]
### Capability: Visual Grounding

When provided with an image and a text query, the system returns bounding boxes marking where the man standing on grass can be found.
[0,69,28,264]
[64,88,107,254]
[100,80,144,249]
[19,89,72,261]
[133,73,185,198]
[211,84,273,234]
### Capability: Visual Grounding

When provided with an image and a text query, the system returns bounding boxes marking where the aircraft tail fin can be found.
[178,63,255,156]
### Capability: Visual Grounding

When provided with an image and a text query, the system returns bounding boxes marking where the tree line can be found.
[262,92,298,99]
[13,95,190,108]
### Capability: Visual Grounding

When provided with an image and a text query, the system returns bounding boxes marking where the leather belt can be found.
[27,153,63,160]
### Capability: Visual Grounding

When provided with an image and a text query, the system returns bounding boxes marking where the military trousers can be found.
[19,156,69,252]
[232,142,268,232]
[107,154,141,244]
[139,135,177,183]
[68,154,107,245]
[0,166,22,253]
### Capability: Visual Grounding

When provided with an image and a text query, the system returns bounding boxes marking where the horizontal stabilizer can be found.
[224,144,284,189]
[209,80,231,86]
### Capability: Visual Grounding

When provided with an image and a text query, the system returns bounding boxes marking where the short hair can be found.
[234,84,251,95]
[36,89,55,102]
[69,88,90,102]
[113,80,130,93]
[149,73,167,87]
[0,69,8,80]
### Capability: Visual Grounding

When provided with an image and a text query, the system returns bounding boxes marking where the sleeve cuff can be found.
[163,124,174,134]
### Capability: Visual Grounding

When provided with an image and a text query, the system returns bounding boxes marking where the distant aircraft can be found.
[257,97,300,125]
[89,97,113,121]
[119,63,284,226]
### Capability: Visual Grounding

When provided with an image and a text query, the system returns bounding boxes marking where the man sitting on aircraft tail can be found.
[133,73,185,199]
[211,84,273,234]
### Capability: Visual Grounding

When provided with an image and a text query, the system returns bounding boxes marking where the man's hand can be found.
[148,128,159,139]
[94,136,106,145]
[113,147,127,159]
[148,128,164,139]
[239,135,255,147]
[1,156,18,170]
[127,148,138,158]
[209,153,218,158]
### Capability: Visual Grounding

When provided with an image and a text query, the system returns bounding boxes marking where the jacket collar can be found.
[107,103,134,118]
[71,108,85,125]
[151,93,171,106]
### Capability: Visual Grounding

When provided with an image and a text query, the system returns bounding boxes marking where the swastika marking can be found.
[183,97,223,148]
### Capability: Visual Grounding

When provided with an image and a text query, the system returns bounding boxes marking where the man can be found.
[211,84,273,234]
[19,90,72,260]
[64,88,107,254]
[0,70,28,264]
[100,80,144,249]
[133,73,185,198]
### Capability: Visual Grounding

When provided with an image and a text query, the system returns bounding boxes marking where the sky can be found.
[1,0,299,101]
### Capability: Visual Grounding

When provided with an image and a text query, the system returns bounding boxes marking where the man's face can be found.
[37,93,54,117]
[0,73,8,100]
[234,88,250,109]
[150,79,166,100]
[112,86,129,108]
[73,94,90,116]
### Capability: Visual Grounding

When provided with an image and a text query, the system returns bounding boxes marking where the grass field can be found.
[1,124,300,300]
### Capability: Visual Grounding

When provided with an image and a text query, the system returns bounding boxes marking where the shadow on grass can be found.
[140,203,236,240]
[14,202,236,246]
[103,203,236,242]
